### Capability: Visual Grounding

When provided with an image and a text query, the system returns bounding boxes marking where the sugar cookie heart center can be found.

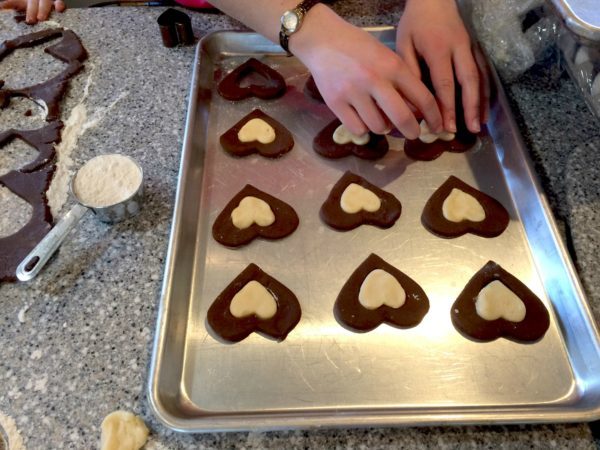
[475,280,526,322]
[418,119,455,144]
[340,183,381,214]
[231,196,275,229]
[442,188,485,222]
[238,118,276,144]
[358,269,406,310]
[333,124,370,146]
[230,280,278,319]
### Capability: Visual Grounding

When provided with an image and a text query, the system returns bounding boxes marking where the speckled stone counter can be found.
[0,3,599,448]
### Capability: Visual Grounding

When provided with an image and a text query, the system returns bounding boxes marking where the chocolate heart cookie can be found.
[217,57,286,101]
[335,254,430,332]
[313,119,389,160]
[451,261,550,342]
[422,175,509,238]
[320,171,401,231]
[212,184,299,247]
[207,263,302,342]
[220,109,294,158]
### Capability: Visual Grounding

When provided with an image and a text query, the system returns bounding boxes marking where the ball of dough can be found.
[100,410,149,450]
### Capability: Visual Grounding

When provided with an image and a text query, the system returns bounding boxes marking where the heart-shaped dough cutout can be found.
[475,280,526,322]
[229,280,278,319]
[358,269,406,310]
[442,188,485,222]
[231,196,275,229]
[238,118,276,144]
[340,183,382,214]
[333,124,370,146]
[418,120,455,144]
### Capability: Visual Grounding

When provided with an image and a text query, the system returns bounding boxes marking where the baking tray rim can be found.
[148,27,600,433]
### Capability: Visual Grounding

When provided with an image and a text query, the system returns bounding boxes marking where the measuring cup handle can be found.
[16,203,90,281]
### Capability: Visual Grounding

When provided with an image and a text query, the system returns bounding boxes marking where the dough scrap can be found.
[100,411,149,450]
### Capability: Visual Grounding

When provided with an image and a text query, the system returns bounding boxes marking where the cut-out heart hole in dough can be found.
[333,124,370,146]
[230,280,277,319]
[231,196,275,230]
[475,280,526,322]
[442,188,485,222]
[340,183,381,214]
[238,118,276,144]
[359,269,406,310]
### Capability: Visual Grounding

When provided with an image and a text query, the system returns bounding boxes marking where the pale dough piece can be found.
[340,183,381,214]
[100,411,149,450]
[333,124,370,146]
[418,120,455,144]
[231,196,275,229]
[358,269,406,310]
[230,280,277,319]
[237,118,276,144]
[475,280,526,322]
[442,188,485,222]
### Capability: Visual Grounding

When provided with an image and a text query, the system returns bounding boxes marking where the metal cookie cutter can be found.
[16,154,144,281]
[157,8,194,48]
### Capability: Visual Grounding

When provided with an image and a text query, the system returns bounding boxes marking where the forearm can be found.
[208,0,336,52]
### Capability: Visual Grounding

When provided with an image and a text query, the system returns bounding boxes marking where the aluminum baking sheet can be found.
[149,28,600,432]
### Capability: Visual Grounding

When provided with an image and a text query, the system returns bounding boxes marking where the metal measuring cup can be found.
[16,154,144,281]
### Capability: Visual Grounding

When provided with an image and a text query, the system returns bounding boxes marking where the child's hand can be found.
[291,4,443,140]
[0,0,65,24]
[396,0,489,133]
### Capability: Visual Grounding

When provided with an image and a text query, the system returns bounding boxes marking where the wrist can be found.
[287,3,338,58]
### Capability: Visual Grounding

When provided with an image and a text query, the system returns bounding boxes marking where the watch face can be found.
[282,11,300,33]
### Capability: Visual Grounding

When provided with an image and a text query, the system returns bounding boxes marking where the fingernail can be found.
[471,119,481,133]
[448,119,457,133]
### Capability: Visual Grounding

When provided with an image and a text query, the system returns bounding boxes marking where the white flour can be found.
[72,154,141,208]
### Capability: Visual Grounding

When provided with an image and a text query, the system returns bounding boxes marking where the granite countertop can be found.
[0,2,599,448]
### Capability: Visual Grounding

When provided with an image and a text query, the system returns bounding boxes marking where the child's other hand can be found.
[291,4,443,140]
[0,0,66,24]
[396,0,489,133]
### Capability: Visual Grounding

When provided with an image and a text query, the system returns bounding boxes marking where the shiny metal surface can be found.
[551,0,600,42]
[16,154,144,281]
[148,28,600,432]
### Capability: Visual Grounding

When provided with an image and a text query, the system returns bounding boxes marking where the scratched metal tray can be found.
[148,28,600,432]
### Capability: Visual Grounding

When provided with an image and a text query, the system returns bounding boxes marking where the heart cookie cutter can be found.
[157,8,194,48]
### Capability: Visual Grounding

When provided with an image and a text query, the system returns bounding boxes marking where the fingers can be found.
[372,84,420,139]
[396,39,421,80]
[26,0,39,23]
[37,0,52,21]
[1,0,26,10]
[329,101,368,137]
[453,45,481,133]
[395,71,443,134]
[424,48,456,132]
[55,0,64,11]
[350,93,389,135]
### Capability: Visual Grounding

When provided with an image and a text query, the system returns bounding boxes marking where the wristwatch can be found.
[279,0,321,55]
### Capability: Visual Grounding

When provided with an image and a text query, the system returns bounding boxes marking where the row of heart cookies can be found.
[206,255,550,344]
[217,58,478,162]
[212,170,510,248]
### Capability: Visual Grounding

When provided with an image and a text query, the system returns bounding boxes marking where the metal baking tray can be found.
[551,0,600,43]
[148,28,600,432]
